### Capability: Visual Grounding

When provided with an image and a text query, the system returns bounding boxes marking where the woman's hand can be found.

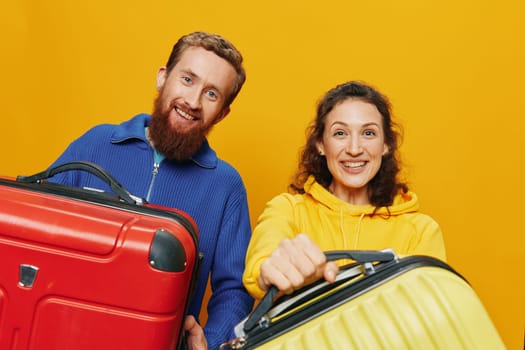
[257,233,339,294]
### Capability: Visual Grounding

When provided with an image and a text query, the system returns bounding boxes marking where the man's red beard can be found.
[148,92,213,161]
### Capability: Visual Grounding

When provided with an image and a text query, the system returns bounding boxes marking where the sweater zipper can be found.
[146,161,159,202]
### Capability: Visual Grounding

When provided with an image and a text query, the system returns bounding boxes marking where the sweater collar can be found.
[111,113,218,169]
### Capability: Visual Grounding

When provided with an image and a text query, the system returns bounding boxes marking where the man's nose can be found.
[184,88,202,110]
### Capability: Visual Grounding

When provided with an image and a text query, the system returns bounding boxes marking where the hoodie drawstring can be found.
[339,207,347,248]
[354,213,365,249]
[339,208,366,251]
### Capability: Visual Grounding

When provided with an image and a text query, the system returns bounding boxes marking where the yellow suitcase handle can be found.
[243,249,397,333]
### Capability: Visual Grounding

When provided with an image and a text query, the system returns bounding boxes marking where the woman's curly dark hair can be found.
[290,81,408,208]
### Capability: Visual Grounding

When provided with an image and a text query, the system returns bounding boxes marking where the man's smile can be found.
[175,107,197,121]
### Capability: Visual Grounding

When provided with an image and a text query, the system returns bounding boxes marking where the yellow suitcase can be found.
[222,250,505,350]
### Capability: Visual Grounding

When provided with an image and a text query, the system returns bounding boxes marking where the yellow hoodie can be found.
[243,177,446,300]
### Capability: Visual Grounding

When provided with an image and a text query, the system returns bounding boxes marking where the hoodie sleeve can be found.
[243,193,299,300]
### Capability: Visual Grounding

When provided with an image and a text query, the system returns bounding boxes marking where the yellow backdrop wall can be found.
[1,1,523,348]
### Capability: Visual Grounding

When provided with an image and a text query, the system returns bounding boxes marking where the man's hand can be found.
[257,233,339,295]
[183,315,207,350]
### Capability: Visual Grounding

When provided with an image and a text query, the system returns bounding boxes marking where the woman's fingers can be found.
[258,234,329,294]
[323,261,340,283]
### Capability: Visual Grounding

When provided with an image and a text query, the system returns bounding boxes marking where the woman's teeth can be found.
[343,161,365,168]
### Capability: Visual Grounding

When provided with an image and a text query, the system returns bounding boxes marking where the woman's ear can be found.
[317,142,325,156]
[383,143,389,155]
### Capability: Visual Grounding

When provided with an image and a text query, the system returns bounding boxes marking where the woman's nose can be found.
[345,137,363,155]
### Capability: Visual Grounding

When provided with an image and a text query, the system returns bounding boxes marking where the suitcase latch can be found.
[19,264,39,288]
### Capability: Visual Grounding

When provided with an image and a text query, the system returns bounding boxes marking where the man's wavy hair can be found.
[290,81,408,208]
[165,31,246,108]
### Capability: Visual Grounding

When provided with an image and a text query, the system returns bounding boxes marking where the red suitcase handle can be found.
[16,160,142,205]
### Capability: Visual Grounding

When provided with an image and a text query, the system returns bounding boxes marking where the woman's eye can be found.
[333,130,346,137]
[183,76,192,84]
[364,130,376,137]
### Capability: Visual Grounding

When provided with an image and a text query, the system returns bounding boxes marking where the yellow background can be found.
[1,1,523,348]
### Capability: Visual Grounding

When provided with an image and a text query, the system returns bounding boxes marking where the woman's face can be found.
[317,98,388,205]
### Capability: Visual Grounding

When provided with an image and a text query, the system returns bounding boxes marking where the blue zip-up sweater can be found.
[49,114,254,349]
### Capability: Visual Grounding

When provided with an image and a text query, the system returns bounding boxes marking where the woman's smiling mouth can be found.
[342,161,366,169]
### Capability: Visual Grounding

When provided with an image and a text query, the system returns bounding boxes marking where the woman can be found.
[243,81,446,300]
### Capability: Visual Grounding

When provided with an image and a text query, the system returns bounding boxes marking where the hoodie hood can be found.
[303,176,419,217]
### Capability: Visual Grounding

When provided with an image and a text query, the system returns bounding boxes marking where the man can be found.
[48,31,254,349]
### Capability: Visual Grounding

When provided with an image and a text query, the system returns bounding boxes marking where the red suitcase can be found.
[0,161,200,350]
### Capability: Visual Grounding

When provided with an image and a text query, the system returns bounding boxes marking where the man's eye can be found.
[206,90,218,99]
[183,76,192,83]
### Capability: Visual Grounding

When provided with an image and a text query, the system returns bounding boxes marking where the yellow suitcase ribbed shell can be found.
[252,266,505,350]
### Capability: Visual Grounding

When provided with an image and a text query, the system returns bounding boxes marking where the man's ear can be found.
[214,106,231,125]
[156,67,167,91]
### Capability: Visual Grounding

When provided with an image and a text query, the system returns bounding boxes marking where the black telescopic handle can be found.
[324,250,396,263]
[243,249,396,333]
[16,161,139,205]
